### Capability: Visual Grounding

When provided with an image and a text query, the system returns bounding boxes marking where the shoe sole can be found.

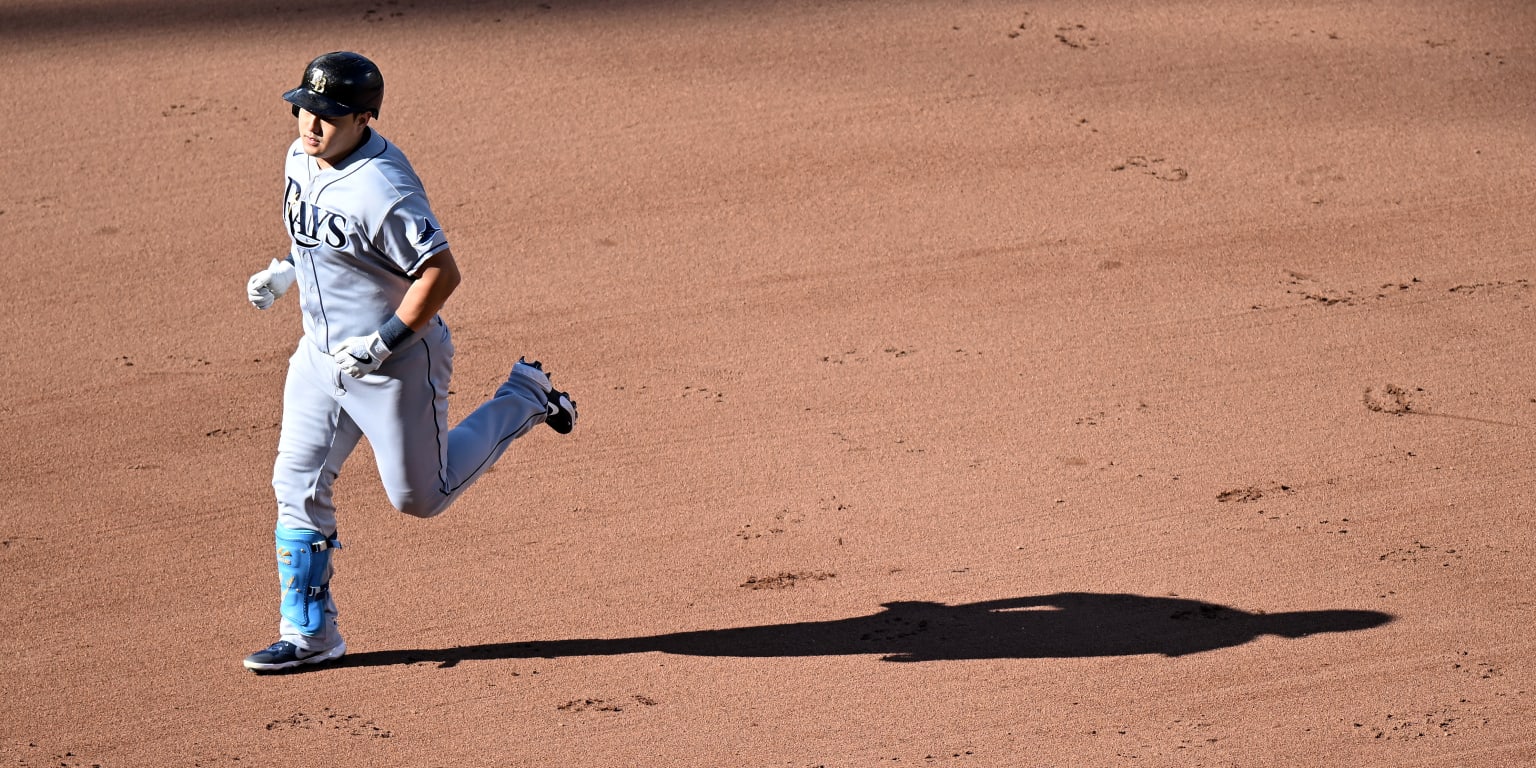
[243,640,347,672]
[514,359,576,434]
[512,359,553,391]
[547,391,577,434]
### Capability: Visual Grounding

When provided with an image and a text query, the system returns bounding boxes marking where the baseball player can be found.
[241,51,577,672]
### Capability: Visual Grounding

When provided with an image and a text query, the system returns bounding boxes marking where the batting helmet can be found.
[282,52,384,118]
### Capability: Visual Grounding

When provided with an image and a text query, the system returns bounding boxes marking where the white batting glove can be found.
[247,258,297,310]
[333,332,391,378]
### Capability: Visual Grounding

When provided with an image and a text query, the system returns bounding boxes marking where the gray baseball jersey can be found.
[283,129,449,353]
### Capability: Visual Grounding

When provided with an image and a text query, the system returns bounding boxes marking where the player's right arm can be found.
[246,256,297,310]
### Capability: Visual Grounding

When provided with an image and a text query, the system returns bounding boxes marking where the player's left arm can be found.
[334,186,460,376]
[333,250,457,379]
[395,249,461,331]
[333,250,460,378]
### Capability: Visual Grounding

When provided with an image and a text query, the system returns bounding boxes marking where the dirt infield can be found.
[3,1,1534,765]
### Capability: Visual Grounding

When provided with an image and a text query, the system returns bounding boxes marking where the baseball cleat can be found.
[545,386,577,434]
[517,358,578,434]
[242,640,347,672]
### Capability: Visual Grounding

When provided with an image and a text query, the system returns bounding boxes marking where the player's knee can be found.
[392,492,446,519]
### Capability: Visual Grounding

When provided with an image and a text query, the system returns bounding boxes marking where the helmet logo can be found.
[308,68,327,93]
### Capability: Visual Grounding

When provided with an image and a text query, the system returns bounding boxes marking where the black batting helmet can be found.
[282,51,384,118]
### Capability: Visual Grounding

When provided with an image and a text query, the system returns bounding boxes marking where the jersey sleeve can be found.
[374,192,450,276]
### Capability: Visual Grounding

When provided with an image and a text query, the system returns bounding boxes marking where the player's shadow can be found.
[339,592,1392,669]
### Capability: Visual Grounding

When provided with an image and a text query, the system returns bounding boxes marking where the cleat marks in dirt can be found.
[1111,156,1188,182]
[1282,270,1421,307]
[264,708,392,738]
[1217,483,1294,504]
[1364,384,1419,415]
[557,695,658,713]
[741,571,837,590]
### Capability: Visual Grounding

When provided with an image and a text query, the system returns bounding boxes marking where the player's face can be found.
[296,109,371,169]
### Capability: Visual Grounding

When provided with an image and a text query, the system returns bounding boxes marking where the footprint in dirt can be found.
[1111,156,1188,182]
[1055,23,1103,49]
[1364,385,1419,415]
[1291,164,1346,204]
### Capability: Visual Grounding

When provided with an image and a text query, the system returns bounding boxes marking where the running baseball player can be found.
[241,51,577,672]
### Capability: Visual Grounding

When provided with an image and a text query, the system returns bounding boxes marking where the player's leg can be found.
[245,341,359,671]
[338,319,456,517]
[346,320,557,518]
[435,356,553,503]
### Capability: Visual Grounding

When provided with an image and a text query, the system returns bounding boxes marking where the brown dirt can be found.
[3,1,1535,766]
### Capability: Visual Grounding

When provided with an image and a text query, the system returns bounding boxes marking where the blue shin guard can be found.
[275,526,341,636]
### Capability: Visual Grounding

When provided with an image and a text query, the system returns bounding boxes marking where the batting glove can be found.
[247,258,297,310]
[333,332,391,378]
